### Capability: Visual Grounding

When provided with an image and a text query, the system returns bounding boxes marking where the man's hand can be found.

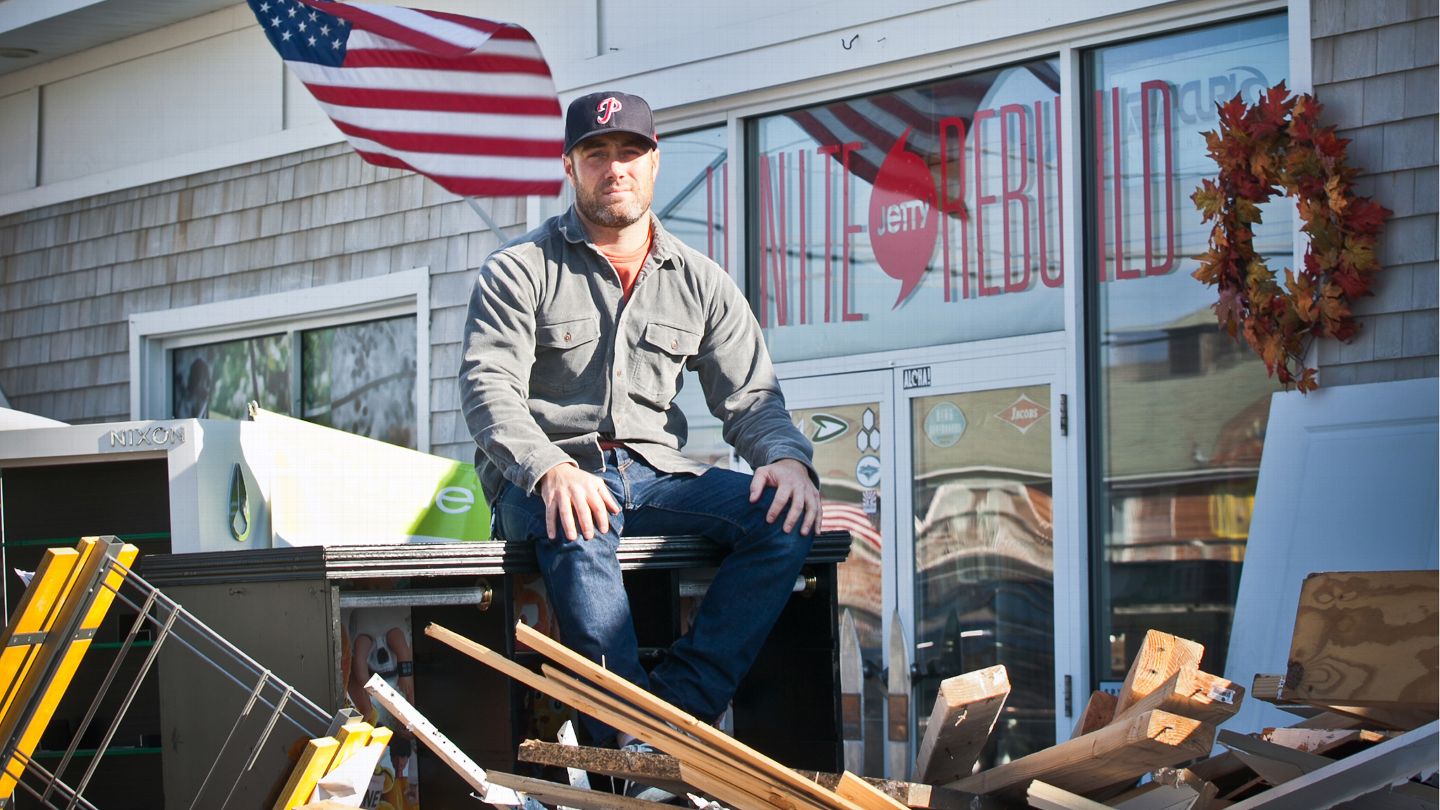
[749,458,822,535]
[538,462,621,541]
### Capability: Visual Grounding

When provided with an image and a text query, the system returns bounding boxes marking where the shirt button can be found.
[563,332,572,342]
[670,339,679,350]
[615,369,624,378]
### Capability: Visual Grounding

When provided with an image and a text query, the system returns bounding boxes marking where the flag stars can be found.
[308,36,317,46]
[270,16,281,27]
[287,6,297,16]
[281,29,292,40]
[319,24,330,35]
[298,21,307,31]
[308,11,318,21]
[258,1,270,10]
[331,38,341,49]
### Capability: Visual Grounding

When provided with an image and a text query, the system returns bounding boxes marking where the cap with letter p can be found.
[564,91,658,153]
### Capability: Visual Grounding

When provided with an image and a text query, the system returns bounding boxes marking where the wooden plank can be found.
[913,665,1009,784]
[539,663,829,810]
[840,609,865,774]
[1071,691,1118,739]
[1113,670,1244,727]
[509,622,869,810]
[1285,571,1439,710]
[1110,768,1218,810]
[516,740,974,809]
[1026,780,1116,810]
[836,771,908,810]
[1221,721,1439,810]
[951,710,1215,801]
[1114,631,1204,717]
[1260,727,1397,756]
[487,771,668,810]
[1250,674,1433,727]
[887,611,911,781]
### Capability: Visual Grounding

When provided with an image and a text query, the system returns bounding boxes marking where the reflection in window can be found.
[912,387,1053,765]
[654,124,731,467]
[302,316,417,449]
[792,402,885,773]
[168,315,418,449]
[749,59,1065,363]
[172,335,289,420]
[1086,14,1287,683]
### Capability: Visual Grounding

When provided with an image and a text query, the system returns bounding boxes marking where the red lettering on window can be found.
[1112,87,1138,280]
[938,116,969,303]
[1094,90,1108,282]
[973,108,1001,297]
[1000,103,1032,294]
[1140,79,1175,277]
[841,141,864,321]
[818,143,839,323]
[756,153,787,327]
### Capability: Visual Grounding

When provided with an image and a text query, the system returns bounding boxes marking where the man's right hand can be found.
[538,462,621,541]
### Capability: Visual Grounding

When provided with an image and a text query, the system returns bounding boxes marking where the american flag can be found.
[247,0,564,197]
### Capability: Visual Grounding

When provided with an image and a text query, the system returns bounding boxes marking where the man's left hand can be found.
[749,458,822,535]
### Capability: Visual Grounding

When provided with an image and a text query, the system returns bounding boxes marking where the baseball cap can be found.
[564,91,658,153]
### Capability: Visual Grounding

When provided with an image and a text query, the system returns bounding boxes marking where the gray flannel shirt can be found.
[459,207,815,506]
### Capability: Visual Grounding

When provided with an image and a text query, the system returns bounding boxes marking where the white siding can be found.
[41,27,281,183]
[0,88,38,194]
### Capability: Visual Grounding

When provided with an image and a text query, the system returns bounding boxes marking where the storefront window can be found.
[749,59,1064,363]
[1086,14,1288,683]
[170,314,418,449]
[655,124,732,466]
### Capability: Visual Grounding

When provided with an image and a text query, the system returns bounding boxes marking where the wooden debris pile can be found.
[416,569,1436,810]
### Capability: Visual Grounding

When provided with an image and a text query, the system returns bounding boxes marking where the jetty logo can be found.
[868,129,937,308]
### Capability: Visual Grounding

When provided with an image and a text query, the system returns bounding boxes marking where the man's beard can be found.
[575,184,652,228]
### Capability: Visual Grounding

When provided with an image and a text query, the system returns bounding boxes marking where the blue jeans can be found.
[492,447,814,742]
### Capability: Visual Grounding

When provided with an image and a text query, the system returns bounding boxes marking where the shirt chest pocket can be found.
[532,317,602,396]
[630,321,702,409]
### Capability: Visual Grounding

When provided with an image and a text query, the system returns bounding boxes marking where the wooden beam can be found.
[1220,722,1439,810]
[1113,670,1244,727]
[516,741,976,809]
[1114,631,1204,717]
[951,710,1215,801]
[1071,691,1117,739]
[1109,768,1218,810]
[487,770,669,810]
[1251,674,1434,727]
[1260,728,1397,757]
[1285,571,1439,710]
[913,665,1009,784]
[1026,780,1116,810]
[511,622,867,810]
[836,772,909,810]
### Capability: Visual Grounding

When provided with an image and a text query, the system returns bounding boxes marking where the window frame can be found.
[128,268,431,449]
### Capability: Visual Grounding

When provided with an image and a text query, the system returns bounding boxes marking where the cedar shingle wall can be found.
[1312,0,1439,384]
[0,144,520,463]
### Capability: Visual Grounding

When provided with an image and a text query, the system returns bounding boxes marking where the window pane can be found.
[913,386,1053,765]
[655,125,732,466]
[301,315,417,449]
[172,335,290,420]
[792,401,885,773]
[749,59,1065,363]
[1086,14,1287,682]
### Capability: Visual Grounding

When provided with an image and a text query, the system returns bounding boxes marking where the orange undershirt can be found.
[596,226,653,299]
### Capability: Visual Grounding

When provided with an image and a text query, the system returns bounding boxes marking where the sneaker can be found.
[619,741,681,804]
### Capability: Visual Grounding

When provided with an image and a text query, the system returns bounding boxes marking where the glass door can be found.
[781,370,894,777]
[892,348,1071,774]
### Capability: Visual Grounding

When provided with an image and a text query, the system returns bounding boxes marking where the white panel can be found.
[41,27,281,183]
[282,66,329,130]
[0,88,38,193]
[1224,377,1439,738]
